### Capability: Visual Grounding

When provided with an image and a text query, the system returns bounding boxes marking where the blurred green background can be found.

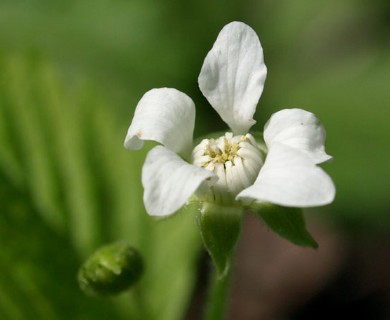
[0,0,389,319]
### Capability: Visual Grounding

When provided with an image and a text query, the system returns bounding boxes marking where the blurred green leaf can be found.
[0,53,200,319]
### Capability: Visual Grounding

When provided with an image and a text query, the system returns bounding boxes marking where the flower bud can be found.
[78,241,144,296]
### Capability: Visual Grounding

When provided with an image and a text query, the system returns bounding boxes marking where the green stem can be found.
[204,259,234,320]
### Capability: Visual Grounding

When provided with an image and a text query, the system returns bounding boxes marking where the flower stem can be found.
[204,258,233,320]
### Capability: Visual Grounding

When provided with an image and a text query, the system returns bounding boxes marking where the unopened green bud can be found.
[78,241,144,296]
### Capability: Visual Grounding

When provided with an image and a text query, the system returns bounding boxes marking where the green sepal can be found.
[250,202,318,249]
[175,197,202,216]
[197,202,243,278]
[78,241,144,296]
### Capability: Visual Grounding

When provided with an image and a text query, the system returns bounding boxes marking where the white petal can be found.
[142,146,217,216]
[198,21,267,135]
[264,108,332,164]
[124,88,195,155]
[237,144,335,207]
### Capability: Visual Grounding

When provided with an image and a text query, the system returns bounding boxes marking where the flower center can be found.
[192,132,263,204]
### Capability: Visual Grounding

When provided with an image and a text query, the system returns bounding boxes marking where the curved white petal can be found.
[264,108,332,164]
[142,146,217,216]
[124,88,195,155]
[237,144,335,207]
[198,21,267,135]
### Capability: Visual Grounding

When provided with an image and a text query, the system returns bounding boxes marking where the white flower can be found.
[124,21,335,217]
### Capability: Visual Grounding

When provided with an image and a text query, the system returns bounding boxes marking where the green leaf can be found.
[198,203,243,278]
[251,203,318,249]
[0,53,201,320]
